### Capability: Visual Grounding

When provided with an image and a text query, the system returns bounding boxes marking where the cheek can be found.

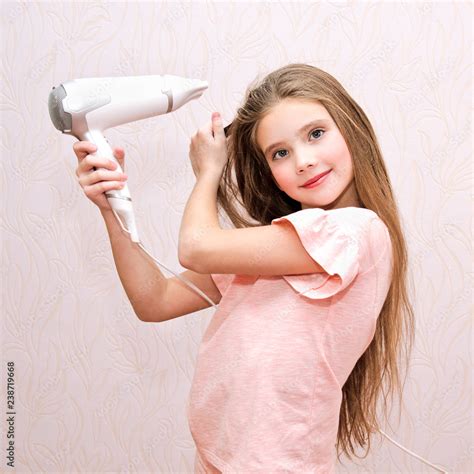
[272,168,294,188]
[340,152,354,179]
[326,139,353,176]
[334,154,353,179]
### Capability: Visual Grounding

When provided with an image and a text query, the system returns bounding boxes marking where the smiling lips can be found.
[301,169,332,187]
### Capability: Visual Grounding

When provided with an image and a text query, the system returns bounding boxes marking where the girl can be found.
[74,63,414,473]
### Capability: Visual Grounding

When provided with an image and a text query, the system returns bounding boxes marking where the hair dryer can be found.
[47,74,219,308]
[48,74,208,243]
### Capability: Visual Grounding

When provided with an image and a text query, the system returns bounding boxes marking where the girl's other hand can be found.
[189,112,228,180]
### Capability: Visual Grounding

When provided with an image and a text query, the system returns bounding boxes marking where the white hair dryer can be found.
[48,74,208,243]
[48,74,219,308]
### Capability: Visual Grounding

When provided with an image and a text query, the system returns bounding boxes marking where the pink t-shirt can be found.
[187,206,393,473]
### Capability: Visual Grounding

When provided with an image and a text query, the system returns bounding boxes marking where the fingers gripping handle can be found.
[83,130,140,243]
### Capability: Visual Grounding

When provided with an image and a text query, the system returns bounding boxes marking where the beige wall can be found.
[1,1,471,472]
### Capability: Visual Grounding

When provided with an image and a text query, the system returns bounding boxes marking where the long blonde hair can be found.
[216,63,415,461]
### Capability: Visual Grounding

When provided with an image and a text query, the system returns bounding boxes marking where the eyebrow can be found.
[263,118,331,156]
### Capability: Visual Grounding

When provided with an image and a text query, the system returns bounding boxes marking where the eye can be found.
[273,149,288,160]
[310,128,324,140]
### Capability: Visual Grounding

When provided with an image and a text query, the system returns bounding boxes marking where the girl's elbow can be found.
[178,250,197,272]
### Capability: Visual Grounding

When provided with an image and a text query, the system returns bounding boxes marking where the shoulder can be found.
[275,206,384,242]
[295,206,392,273]
[327,207,389,241]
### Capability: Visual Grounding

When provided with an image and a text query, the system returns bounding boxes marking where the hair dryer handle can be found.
[82,130,140,243]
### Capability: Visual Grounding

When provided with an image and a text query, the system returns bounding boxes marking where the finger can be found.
[80,166,127,187]
[78,154,118,176]
[196,125,210,139]
[84,180,126,198]
[73,141,97,161]
[212,112,225,139]
[113,148,124,160]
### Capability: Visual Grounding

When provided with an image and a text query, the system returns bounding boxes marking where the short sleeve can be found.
[210,273,234,297]
[271,207,379,300]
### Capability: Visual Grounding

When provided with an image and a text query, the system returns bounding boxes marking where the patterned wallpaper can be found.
[1,1,471,473]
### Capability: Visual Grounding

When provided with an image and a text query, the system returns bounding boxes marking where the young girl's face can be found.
[256,98,361,210]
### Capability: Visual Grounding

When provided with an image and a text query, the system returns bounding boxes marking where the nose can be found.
[295,145,318,173]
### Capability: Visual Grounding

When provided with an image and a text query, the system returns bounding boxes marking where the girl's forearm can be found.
[178,172,222,264]
[100,208,168,321]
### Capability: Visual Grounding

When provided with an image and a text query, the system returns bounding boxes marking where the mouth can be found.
[301,169,332,187]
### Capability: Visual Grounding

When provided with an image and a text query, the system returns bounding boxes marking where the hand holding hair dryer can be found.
[48,74,208,243]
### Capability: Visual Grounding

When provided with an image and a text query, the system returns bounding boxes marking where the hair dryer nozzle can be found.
[168,77,208,112]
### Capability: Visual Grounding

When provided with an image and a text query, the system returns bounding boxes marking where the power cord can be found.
[111,209,219,309]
